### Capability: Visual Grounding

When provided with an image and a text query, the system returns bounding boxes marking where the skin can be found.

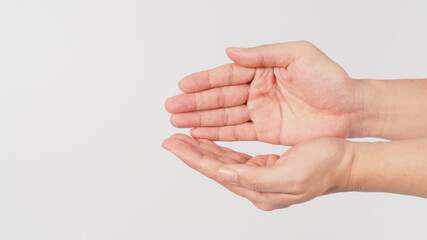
[163,134,427,211]
[165,41,427,145]
[166,41,362,145]
[162,134,352,211]
[164,41,427,210]
[354,78,427,140]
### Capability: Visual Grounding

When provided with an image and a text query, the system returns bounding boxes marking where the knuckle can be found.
[226,64,234,85]
[247,176,265,191]
[221,108,228,125]
[231,125,239,140]
[216,88,225,107]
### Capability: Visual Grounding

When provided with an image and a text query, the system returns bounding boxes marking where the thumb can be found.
[217,163,282,192]
[225,41,311,68]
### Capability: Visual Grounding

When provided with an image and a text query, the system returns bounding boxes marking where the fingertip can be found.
[164,94,196,114]
[169,114,180,128]
[170,133,199,146]
[164,138,202,169]
[189,127,196,136]
[225,47,260,68]
[164,97,174,113]
[162,138,182,150]
[178,72,210,93]
[225,47,241,62]
[178,77,189,92]
[190,128,201,139]
[161,138,170,149]
[169,133,188,139]
[226,47,245,54]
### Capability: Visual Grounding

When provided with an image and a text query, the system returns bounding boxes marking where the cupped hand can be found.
[165,41,364,145]
[162,134,354,211]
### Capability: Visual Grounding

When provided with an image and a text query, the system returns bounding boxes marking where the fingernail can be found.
[218,168,238,185]
[227,47,245,52]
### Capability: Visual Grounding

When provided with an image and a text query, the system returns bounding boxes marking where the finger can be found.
[162,137,221,179]
[165,84,249,113]
[197,139,252,162]
[226,40,315,68]
[196,139,217,146]
[178,63,256,93]
[247,154,279,167]
[190,122,258,141]
[220,182,299,211]
[217,163,295,193]
[169,133,200,146]
[170,105,250,128]
[169,134,250,164]
[161,140,278,208]
[163,136,298,209]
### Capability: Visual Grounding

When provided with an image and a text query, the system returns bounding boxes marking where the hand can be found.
[162,134,354,211]
[165,41,364,145]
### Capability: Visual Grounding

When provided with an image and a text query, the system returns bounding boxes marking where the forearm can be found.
[351,78,427,140]
[346,139,427,198]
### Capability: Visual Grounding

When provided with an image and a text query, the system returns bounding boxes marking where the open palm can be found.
[166,41,363,145]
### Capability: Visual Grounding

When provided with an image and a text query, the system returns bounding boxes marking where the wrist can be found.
[331,140,356,193]
[343,141,376,193]
[344,139,427,197]
[348,78,389,139]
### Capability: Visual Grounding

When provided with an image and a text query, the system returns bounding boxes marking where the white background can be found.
[1,0,427,239]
